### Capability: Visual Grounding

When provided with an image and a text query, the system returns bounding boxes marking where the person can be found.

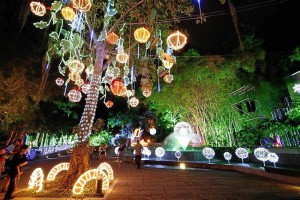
[4,144,29,200]
[134,140,143,169]
[98,143,106,162]
[118,144,125,168]
[0,147,6,176]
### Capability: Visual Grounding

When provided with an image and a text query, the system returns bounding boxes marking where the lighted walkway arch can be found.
[72,169,109,195]
[97,162,114,181]
[28,168,44,192]
[47,162,70,181]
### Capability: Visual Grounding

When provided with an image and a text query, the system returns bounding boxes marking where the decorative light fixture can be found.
[68,89,82,102]
[129,97,139,107]
[202,147,215,164]
[28,168,44,192]
[68,72,81,82]
[114,147,119,155]
[110,79,126,96]
[223,152,232,164]
[30,1,46,17]
[142,88,152,97]
[71,0,92,12]
[81,83,90,94]
[268,152,279,167]
[134,27,151,43]
[61,6,77,21]
[67,59,85,74]
[179,163,186,169]
[55,78,64,86]
[106,32,119,45]
[75,78,84,86]
[116,52,129,64]
[97,162,114,181]
[155,147,165,159]
[235,147,249,163]
[105,100,114,108]
[47,163,70,181]
[163,74,173,83]
[174,122,192,136]
[254,147,270,166]
[162,59,174,69]
[293,83,300,93]
[149,127,156,135]
[175,151,182,162]
[167,31,187,51]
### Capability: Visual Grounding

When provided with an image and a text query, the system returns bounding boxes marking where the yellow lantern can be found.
[30,1,46,17]
[162,59,173,69]
[134,27,151,43]
[75,78,84,87]
[61,6,77,21]
[167,31,187,51]
[106,32,119,45]
[116,52,129,64]
[67,59,85,74]
[69,73,81,82]
[71,0,91,12]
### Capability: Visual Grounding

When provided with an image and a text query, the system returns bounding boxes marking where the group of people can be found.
[98,140,144,169]
[0,139,29,200]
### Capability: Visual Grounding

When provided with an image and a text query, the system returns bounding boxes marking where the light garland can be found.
[97,162,114,181]
[202,147,215,163]
[235,147,249,163]
[30,1,46,17]
[28,168,44,192]
[254,147,269,166]
[155,147,165,159]
[47,163,70,181]
[167,31,187,51]
[134,27,151,43]
[72,169,109,195]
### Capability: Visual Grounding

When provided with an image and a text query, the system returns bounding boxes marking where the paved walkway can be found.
[0,155,299,200]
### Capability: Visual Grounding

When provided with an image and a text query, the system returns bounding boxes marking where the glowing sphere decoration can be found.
[71,0,91,12]
[105,101,114,108]
[155,147,165,159]
[61,6,77,21]
[223,152,232,164]
[81,83,90,94]
[142,88,152,97]
[106,32,119,45]
[67,59,85,74]
[129,97,139,107]
[167,31,187,51]
[254,147,270,166]
[174,122,192,136]
[134,27,151,43]
[202,147,215,163]
[163,74,174,83]
[30,1,46,17]
[68,89,82,102]
[110,79,126,96]
[235,147,249,163]
[116,52,129,64]
[268,152,279,167]
[175,151,182,161]
[55,78,64,86]
[162,59,174,69]
[149,127,156,135]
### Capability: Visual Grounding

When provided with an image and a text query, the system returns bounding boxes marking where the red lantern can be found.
[110,79,126,96]
[105,101,114,108]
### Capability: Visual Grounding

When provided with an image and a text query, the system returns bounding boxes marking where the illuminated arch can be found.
[72,169,109,195]
[28,168,44,192]
[47,162,70,181]
[97,162,114,181]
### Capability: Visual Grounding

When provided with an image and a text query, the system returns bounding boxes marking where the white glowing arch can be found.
[47,162,70,181]
[28,168,44,192]
[72,169,109,195]
[97,162,114,181]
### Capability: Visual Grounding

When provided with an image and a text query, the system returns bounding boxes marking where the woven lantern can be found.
[129,97,139,107]
[106,32,119,45]
[68,89,82,102]
[61,6,77,21]
[134,27,151,43]
[105,101,114,108]
[71,0,91,12]
[116,52,129,64]
[30,1,46,17]
[162,59,173,69]
[67,59,85,74]
[69,72,81,82]
[55,78,64,86]
[110,79,126,96]
[167,31,187,51]
[163,74,173,83]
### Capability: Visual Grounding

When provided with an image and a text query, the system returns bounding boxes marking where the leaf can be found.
[72,33,82,49]
[60,39,72,52]
[33,21,48,29]
[51,1,62,11]
[52,12,58,25]
[49,32,59,40]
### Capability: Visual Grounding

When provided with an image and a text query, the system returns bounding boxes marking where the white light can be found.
[149,128,156,135]
[114,147,119,155]
[268,152,279,167]
[174,122,192,136]
[28,168,44,192]
[175,151,182,161]
[155,147,165,158]
[202,147,215,163]
[254,147,270,166]
[179,163,186,169]
[223,152,232,164]
[293,83,300,93]
[235,147,249,163]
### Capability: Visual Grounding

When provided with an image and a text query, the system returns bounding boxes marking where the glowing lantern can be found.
[30,1,46,17]
[167,31,187,51]
[110,79,126,96]
[106,32,119,45]
[163,74,173,83]
[68,72,81,82]
[75,78,84,86]
[55,78,64,86]
[81,83,90,94]
[67,59,85,74]
[162,59,174,69]
[129,97,139,107]
[254,147,270,166]
[116,52,129,64]
[61,6,77,21]
[71,0,91,12]
[155,147,165,158]
[105,101,113,108]
[68,89,82,102]
[47,163,70,181]
[142,88,151,97]
[149,127,156,135]
[134,27,151,43]
[28,168,44,192]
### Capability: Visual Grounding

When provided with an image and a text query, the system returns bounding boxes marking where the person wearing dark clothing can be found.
[134,140,143,169]
[4,145,28,200]
[118,144,125,168]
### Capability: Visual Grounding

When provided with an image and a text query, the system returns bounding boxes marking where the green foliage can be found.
[289,46,300,62]
[89,130,113,146]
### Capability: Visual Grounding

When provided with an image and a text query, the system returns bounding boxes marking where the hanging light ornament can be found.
[142,88,152,97]
[30,1,46,17]
[81,83,90,94]
[106,32,119,45]
[61,6,77,21]
[68,72,81,82]
[149,127,156,135]
[68,89,82,102]
[129,97,139,107]
[116,52,129,64]
[75,78,84,87]
[55,78,64,86]
[105,101,114,108]
[162,59,174,69]
[134,27,151,43]
[167,31,187,51]
[71,0,91,12]
[163,74,173,83]
[110,79,126,96]
[67,59,85,74]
